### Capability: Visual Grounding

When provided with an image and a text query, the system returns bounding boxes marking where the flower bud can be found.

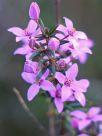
[48,38,59,51]
[29,2,40,20]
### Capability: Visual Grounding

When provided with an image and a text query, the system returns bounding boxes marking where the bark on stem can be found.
[54,0,61,24]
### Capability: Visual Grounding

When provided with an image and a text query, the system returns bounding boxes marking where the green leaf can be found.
[51,65,56,75]
[49,25,58,36]
[36,70,43,80]
[39,18,45,33]
[30,52,39,59]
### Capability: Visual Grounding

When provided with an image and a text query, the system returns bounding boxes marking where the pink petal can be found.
[61,85,72,101]
[41,69,49,80]
[66,63,78,80]
[72,79,90,93]
[80,46,92,54]
[16,36,27,42]
[14,45,32,55]
[55,72,65,84]
[8,27,25,36]
[93,115,102,122]
[70,110,86,119]
[56,84,61,91]
[63,17,73,31]
[27,20,38,34]
[71,118,79,128]
[69,37,79,49]
[98,134,102,136]
[74,31,88,40]
[48,88,56,98]
[56,24,67,35]
[27,84,40,101]
[60,43,70,52]
[40,80,55,91]
[78,54,88,64]
[54,98,64,113]
[88,107,101,118]
[74,92,86,106]
[29,2,40,20]
[78,119,91,130]
[21,72,36,84]
[78,134,89,136]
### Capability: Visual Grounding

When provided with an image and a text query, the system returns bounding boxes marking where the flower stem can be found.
[54,0,61,24]
[13,88,48,135]
[47,99,56,136]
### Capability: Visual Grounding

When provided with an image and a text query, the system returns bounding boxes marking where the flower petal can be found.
[70,110,86,119]
[78,134,89,136]
[66,63,78,80]
[21,72,36,84]
[8,27,25,36]
[74,31,88,40]
[54,98,64,113]
[61,85,72,101]
[14,45,32,55]
[56,24,67,35]
[93,115,102,122]
[63,17,73,31]
[29,2,40,20]
[78,54,87,64]
[78,119,91,130]
[55,72,65,84]
[27,84,40,101]
[88,107,101,118]
[41,80,55,91]
[74,92,86,106]
[41,69,49,80]
[72,79,90,92]
[27,20,38,34]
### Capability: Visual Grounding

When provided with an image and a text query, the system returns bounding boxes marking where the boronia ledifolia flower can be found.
[8,1,102,136]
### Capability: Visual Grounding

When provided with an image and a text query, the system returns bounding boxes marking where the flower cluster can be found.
[8,1,102,136]
[8,2,93,114]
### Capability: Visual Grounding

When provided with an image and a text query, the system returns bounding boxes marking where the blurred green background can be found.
[0,0,102,136]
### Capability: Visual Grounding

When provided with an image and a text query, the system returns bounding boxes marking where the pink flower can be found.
[21,62,54,101]
[48,84,64,113]
[55,63,89,106]
[21,60,40,84]
[8,20,41,43]
[29,2,40,20]
[57,17,88,48]
[48,38,60,51]
[78,39,94,64]
[13,42,34,56]
[71,107,102,130]
[64,17,87,40]
[70,39,92,60]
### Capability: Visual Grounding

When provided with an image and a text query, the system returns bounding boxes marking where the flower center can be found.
[68,31,74,36]
[37,79,43,86]
[64,78,73,87]
[25,29,32,36]
[68,28,76,36]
